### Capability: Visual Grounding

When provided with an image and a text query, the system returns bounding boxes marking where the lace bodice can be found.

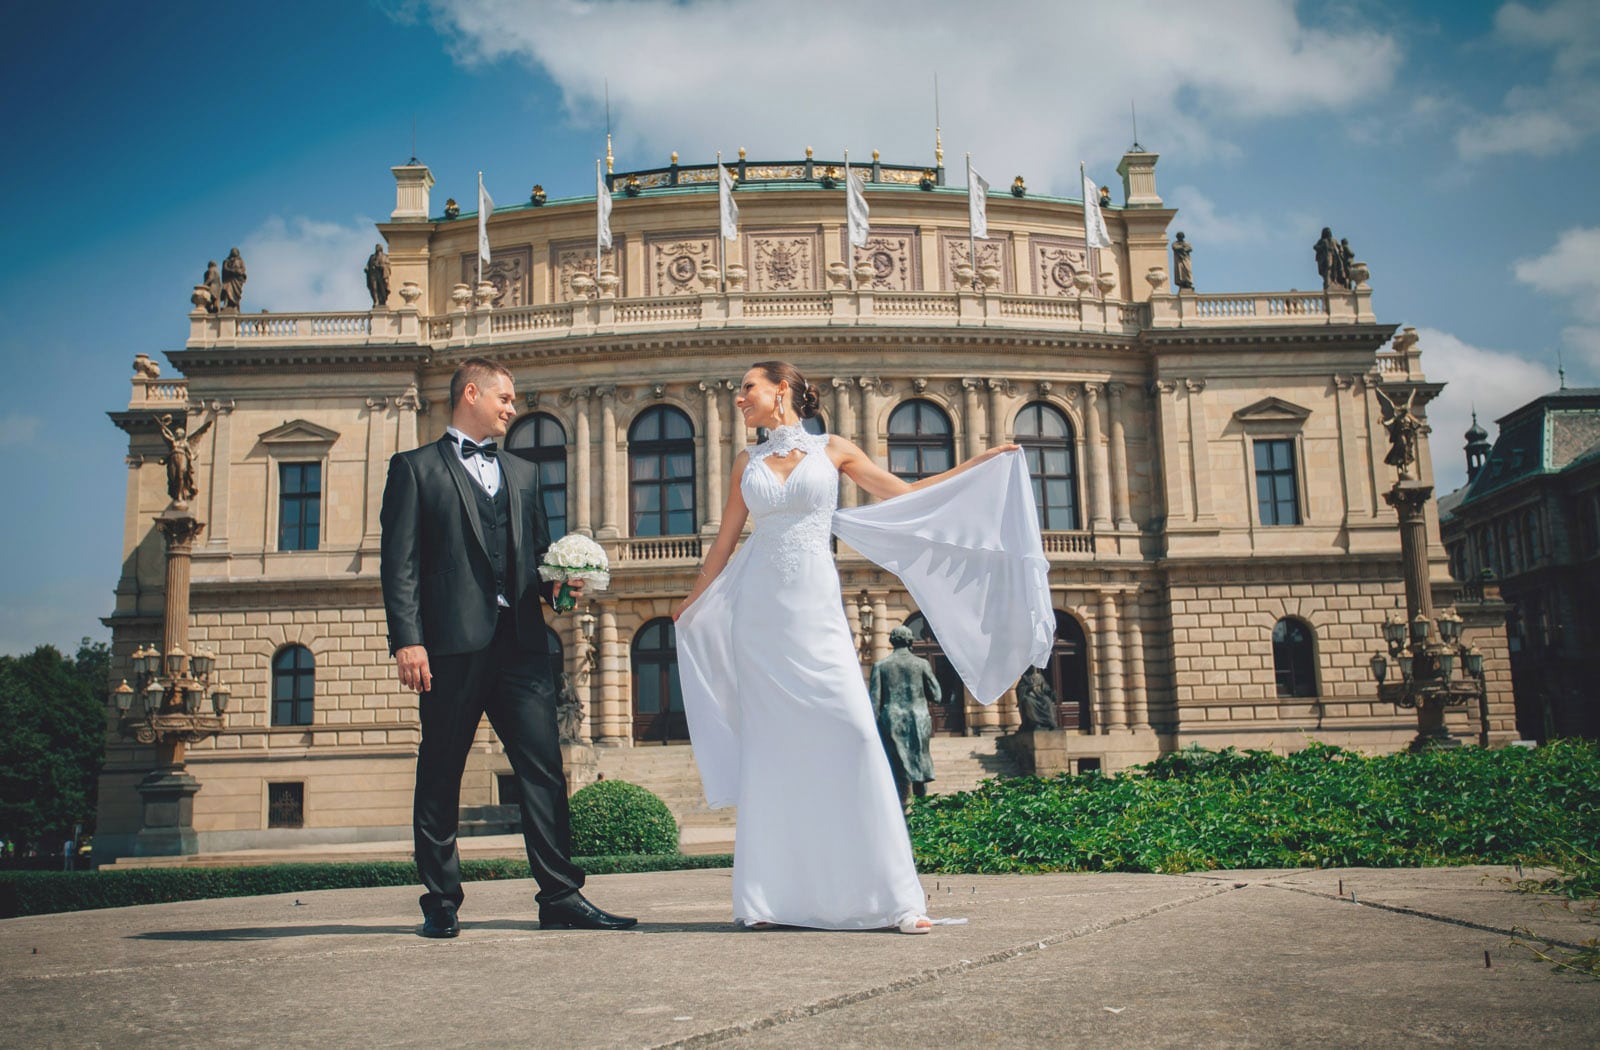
[742,425,836,580]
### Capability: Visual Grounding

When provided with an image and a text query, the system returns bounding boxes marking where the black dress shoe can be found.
[421,903,459,938]
[539,892,637,930]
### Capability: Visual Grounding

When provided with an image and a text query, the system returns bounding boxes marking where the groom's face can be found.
[460,374,517,440]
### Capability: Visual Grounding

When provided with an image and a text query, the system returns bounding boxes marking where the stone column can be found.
[597,603,626,744]
[961,378,984,459]
[1122,590,1149,729]
[1097,590,1126,732]
[1386,481,1447,746]
[596,386,620,539]
[569,387,593,536]
[871,594,891,665]
[725,380,746,468]
[1151,380,1187,522]
[201,401,235,550]
[361,396,389,557]
[1107,382,1134,530]
[700,380,723,531]
[154,510,206,767]
[1084,383,1112,530]
[1360,374,1387,519]
[857,377,883,503]
[1185,378,1216,522]
[986,378,1011,447]
[832,377,856,507]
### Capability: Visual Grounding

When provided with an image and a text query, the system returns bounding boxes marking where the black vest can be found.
[472,480,514,608]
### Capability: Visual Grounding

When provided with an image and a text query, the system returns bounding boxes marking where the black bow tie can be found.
[460,438,498,460]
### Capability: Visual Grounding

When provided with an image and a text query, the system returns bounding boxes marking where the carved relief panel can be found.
[937,231,1014,291]
[742,228,821,292]
[646,233,715,297]
[837,226,919,291]
[458,245,532,307]
[550,240,626,302]
[1029,236,1091,297]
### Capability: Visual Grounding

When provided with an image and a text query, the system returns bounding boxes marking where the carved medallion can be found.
[938,232,1012,291]
[459,245,532,307]
[743,229,821,292]
[551,241,624,301]
[646,235,714,296]
[1031,236,1090,297]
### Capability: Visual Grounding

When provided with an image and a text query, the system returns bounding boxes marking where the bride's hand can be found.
[978,443,1020,461]
[671,596,694,622]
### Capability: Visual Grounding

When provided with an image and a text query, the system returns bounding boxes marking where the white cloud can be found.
[0,414,40,446]
[1455,0,1600,160]
[238,216,382,313]
[1514,225,1600,371]
[413,0,1399,193]
[1413,326,1559,494]
[1164,187,1271,246]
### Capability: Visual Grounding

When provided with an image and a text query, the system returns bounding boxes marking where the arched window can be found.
[631,617,686,742]
[628,406,696,537]
[1272,618,1317,699]
[271,645,315,726]
[1047,612,1092,730]
[1014,402,1080,530]
[902,612,966,734]
[887,401,954,482]
[506,412,568,539]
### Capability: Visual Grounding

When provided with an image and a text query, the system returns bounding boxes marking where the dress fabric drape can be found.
[677,436,1051,930]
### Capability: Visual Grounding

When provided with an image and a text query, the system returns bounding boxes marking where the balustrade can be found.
[617,536,703,562]
[1041,531,1095,554]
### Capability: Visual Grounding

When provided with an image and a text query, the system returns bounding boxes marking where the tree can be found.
[0,644,107,851]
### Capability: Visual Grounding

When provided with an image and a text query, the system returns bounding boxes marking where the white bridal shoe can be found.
[897,915,933,934]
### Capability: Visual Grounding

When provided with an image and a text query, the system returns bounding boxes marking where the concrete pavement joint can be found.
[648,883,1243,1049]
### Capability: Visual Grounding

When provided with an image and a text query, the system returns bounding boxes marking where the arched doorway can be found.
[902,612,966,734]
[631,617,687,743]
[1049,613,1091,730]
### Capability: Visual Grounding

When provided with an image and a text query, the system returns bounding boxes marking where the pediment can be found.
[259,419,341,445]
[1233,397,1312,425]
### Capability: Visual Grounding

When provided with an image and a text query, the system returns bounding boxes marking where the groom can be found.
[380,357,636,938]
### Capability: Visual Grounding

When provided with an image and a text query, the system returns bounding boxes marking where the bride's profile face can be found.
[736,368,788,431]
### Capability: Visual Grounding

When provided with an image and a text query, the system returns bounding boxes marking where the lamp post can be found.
[857,591,875,662]
[1368,385,1486,750]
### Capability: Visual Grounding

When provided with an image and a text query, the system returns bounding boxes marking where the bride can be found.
[674,361,1053,934]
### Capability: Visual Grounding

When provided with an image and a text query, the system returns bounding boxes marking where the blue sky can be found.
[2,0,1597,654]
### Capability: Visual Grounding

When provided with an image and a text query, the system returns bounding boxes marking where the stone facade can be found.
[95,151,1515,861]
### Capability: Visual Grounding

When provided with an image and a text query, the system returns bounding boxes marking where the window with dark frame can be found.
[1014,402,1080,530]
[887,400,954,482]
[1272,618,1317,698]
[1253,439,1301,526]
[505,412,569,539]
[628,406,696,537]
[267,782,304,828]
[278,462,322,551]
[631,617,686,742]
[271,645,315,726]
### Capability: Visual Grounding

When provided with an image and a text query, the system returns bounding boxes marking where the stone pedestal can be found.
[998,729,1073,776]
[562,741,598,795]
[133,769,202,856]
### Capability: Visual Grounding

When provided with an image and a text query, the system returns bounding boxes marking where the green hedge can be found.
[569,779,680,856]
[908,740,1600,875]
[0,853,733,919]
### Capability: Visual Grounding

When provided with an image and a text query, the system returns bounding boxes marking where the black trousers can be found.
[414,611,585,911]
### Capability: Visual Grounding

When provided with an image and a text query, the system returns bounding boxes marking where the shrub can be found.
[568,780,679,856]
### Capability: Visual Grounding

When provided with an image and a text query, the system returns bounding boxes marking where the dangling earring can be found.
[774,394,785,425]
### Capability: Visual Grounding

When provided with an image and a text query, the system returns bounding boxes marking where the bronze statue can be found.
[555,672,584,744]
[221,248,248,310]
[1314,227,1348,290]
[870,626,938,804]
[157,411,214,506]
[365,244,391,308]
[1016,666,1060,730]
[1340,238,1356,284]
[1374,386,1424,478]
[201,261,222,314]
[1172,232,1194,291]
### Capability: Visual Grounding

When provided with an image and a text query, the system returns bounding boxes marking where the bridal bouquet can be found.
[539,534,611,612]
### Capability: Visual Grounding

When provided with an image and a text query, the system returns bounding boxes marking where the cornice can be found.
[168,344,432,373]
[1137,322,1398,350]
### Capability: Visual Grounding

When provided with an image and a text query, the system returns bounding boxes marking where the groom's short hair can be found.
[449,358,514,410]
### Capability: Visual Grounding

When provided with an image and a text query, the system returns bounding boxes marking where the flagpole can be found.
[717,150,726,295]
[595,159,603,295]
[477,171,484,288]
[966,153,978,292]
[845,149,855,291]
[1082,161,1097,283]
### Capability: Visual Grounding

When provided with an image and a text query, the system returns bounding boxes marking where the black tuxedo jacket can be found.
[380,435,554,658]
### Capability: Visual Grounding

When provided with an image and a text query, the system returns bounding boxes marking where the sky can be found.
[1,0,1597,655]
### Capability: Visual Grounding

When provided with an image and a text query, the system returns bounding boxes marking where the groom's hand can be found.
[396,645,432,693]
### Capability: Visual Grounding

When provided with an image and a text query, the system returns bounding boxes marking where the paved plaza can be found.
[3,866,1596,1048]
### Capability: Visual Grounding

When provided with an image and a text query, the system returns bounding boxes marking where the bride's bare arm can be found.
[830,437,1020,502]
[672,451,751,620]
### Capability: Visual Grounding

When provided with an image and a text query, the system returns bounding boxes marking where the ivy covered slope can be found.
[908,741,1600,875]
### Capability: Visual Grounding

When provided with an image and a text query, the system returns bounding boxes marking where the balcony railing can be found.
[616,536,703,562]
[1041,531,1096,554]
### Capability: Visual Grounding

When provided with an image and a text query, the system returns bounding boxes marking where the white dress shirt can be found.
[446,426,503,497]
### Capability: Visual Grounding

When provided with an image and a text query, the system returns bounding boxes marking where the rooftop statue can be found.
[221,248,248,311]
[157,411,215,507]
[197,260,222,314]
[1172,231,1194,291]
[365,243,391,309]
[1315,227,1349,290]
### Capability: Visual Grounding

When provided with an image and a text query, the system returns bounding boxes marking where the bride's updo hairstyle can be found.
[752,360,821,419]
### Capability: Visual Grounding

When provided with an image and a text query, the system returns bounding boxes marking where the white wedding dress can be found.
[677,425,1053,930]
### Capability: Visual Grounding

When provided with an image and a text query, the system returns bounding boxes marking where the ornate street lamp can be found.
[856,591,875,661]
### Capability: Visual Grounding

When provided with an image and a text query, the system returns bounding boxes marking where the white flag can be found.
[846,167,869,248]
[597,163,613,251]
[477,173,494,264]
[718,164,739,241]
[1083,169,1112,249]
[968,163,989,240]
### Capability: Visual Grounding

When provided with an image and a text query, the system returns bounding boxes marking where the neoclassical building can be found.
[96,147,1516,859]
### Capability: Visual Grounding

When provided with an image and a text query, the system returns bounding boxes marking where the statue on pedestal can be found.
[199,261,222,314]
[1016,667,1060,731]
[156,412,214,507]
[221,248,248,310]
[1171,232,1194,291]
[555,671,585,745]
[1315,227,1349,290]
[1374,386,1423,477]
[870,626,938,804]
[365,244,391,308]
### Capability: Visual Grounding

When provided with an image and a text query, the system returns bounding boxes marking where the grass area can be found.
[0,853,733,919]
[1505,843,1600,979]
[908,739,1600,875]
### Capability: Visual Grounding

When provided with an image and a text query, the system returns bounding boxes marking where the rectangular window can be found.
[267,782,304,829]
[278,462,322,551]
[1253,439,1301,526]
